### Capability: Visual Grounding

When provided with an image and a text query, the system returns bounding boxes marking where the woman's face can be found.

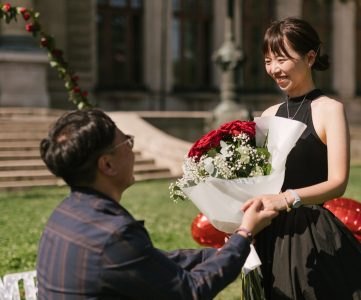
[264,39,312,97]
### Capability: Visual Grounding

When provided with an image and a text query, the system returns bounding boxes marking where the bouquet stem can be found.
[241,268,265,300]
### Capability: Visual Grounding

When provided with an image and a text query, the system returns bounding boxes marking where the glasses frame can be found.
[107,134,134,153]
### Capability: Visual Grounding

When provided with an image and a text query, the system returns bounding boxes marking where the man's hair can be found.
[40,108,116,186]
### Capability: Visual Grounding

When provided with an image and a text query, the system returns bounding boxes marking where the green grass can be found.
[0,165,360,299]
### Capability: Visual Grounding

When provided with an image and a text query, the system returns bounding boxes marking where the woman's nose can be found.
[269,62,281,74]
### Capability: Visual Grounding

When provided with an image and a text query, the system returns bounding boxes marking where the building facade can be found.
[0,0,360,117]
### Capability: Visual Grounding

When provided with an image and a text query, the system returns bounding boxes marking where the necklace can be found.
[286,93,308,120]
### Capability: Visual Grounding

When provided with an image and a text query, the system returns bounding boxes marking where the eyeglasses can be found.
[107,134,134,152]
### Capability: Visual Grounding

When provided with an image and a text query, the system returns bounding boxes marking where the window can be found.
[97,0,143,89]
[242,0,275,93]
[172,0,213,90]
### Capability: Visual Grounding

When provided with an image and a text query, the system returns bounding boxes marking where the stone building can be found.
[0,0,360,119]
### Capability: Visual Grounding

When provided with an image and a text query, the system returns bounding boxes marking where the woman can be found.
[242,18,361,299]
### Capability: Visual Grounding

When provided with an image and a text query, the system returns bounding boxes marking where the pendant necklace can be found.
[286,93,308,120]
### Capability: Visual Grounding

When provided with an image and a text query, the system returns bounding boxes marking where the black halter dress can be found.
[254,89,361,300]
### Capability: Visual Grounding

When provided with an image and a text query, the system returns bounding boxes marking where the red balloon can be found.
[324,197,361,242]
[191,213,228,248]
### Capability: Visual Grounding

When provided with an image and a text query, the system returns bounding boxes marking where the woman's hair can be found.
[263,17,329,71]
[40,108,116,186]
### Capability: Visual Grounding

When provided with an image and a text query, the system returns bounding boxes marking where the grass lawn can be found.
[0,165,360,299]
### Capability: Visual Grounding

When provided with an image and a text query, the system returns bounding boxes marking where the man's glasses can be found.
[107,135,134,152]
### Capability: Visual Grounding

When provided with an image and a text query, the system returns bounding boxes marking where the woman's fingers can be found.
[241,199,255,211]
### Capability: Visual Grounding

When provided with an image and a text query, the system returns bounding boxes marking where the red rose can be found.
[2,3,11,12]
[188,120,256,159]
[71,75,79,82]
[51,49,63,57]
[22,12,30,21]
[25,23,35,32]
[219,120,256,138]
[18,7,26,13]
[188,130,225,159]
[73,86,81,93]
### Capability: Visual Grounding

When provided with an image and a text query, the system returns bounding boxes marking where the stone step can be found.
[134,171,173,182]
[0,150,143,161]
[0,108,176,190]
[0,132,48,141]
[0,158,156,171]
[0,108,62,120]
[0,122,51,132]
[134,165,170,174]
[0,171,174,191]
[350,127,361,138]
[0,150,41,160]
[0,169,55,182]
[0,165,170,182]
[0,179,64,190]
[0,141,40,150]
[0,159,46,171]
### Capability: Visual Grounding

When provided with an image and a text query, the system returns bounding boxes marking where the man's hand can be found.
[238,199,278,236]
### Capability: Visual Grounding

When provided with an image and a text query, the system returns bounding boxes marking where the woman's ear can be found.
[307,50,316,67]
[97,154,117,176]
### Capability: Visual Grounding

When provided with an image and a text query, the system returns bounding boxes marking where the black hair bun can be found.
[313,54,329,71]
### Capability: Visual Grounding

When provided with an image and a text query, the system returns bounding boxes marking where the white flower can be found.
[203,157,215,175]
[250,165,264,177]
[220,140,232,157]
[237,145,251,164]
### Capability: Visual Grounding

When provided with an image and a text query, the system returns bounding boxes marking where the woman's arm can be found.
[242,98,350,212]
[290,98,350,205]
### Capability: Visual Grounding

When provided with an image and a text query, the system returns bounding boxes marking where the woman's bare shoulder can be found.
[312,96,345,114]
[261,103,283,117]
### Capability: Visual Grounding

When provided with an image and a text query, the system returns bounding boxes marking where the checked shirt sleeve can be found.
[100,221,250,300]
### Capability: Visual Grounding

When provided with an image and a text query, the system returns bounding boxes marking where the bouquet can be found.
[170,119,271,202]
[170,116,306,298]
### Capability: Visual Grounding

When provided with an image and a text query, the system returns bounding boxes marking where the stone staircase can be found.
[0,108,173,191]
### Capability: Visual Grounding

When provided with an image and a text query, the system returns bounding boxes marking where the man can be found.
[36,109,277,299]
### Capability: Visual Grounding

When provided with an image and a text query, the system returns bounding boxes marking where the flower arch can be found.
[0,3,93,109]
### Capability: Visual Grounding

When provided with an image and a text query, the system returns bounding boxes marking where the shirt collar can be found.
[70,186,126,215]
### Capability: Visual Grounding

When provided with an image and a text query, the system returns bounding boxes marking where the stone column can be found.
[275,0,302,19]
[144,0,172,110]
[332,0,356,99]
[212,0,227,88]
[0,0,50,107]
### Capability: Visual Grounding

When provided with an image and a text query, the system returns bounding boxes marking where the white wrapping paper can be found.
[182,116,306,272]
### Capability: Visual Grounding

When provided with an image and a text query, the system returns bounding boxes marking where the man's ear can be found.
[97,154,117,176]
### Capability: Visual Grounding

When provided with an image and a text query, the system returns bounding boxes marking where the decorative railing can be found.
[1,3,93,109]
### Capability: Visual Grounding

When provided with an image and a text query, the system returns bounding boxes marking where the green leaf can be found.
[256,147,270,159]
[264,163,272,175]
[207,149,218,157]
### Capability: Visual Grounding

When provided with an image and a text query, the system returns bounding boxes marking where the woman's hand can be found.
[241,193,288,212]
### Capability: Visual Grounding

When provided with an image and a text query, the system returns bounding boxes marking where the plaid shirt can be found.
[36,187,250,300]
